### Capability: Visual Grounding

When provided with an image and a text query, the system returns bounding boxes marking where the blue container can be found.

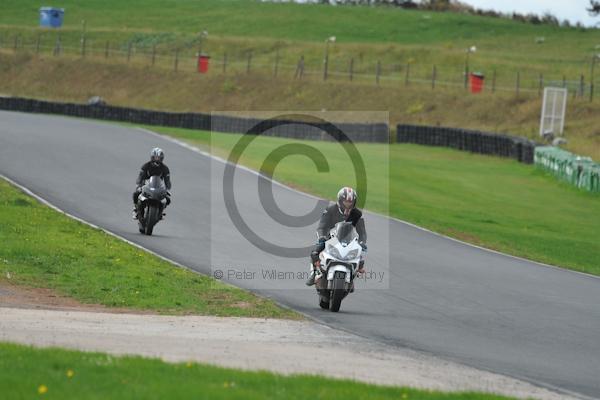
[39,7,65,28]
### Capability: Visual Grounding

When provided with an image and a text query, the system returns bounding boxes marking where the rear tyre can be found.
[330,271,346,312]
[145,205,160,236]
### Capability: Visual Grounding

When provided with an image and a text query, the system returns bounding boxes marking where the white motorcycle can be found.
[314,221,365,312]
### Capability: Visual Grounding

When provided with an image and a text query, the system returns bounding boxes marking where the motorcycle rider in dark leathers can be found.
[132,147,171,219]
[306,187,367,286]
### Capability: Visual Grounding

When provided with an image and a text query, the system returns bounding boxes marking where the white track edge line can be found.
[0,174,198,275]
[0,172,310,320]
[135,126,600,282]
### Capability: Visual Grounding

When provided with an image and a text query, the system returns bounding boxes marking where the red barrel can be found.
[470,73,484,93]
[197,55,210,73]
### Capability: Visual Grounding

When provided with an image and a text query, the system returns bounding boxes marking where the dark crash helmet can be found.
[150,147,164,167]
[337,186,357,217]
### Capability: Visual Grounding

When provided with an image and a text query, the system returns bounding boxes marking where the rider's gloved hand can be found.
[357,260,366,275]
[360,242,367,252]
[316,237,326,252]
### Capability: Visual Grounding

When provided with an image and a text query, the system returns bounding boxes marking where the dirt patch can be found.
[231,301,253,309]
[0,280,155,315]
[443,228,487,248]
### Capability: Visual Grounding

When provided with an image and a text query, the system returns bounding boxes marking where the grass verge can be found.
[0,342,516,400]
[147,125,600,275]
[0,178,298,318]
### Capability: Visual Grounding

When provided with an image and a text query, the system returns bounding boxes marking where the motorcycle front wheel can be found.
[329,271,346,312]
[319,298,330,309]
[145,204,160,235]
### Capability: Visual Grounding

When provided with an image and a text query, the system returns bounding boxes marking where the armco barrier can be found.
[1,96,545,163]
[0,96,389,143]
[396,124,536,164]
[534,146,600,193]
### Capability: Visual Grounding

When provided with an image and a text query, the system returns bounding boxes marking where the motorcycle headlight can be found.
[327,244,342,260]
[327,245,358,261]
[343,249,359,260]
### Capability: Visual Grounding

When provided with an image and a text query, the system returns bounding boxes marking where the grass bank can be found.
[0,178,298,318]
[148,126,600,275]
[1,53,599,160]
[0,0,597,81]
[0,343,516,400]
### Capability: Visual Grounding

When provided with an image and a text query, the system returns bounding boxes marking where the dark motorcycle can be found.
[136,175,169,235]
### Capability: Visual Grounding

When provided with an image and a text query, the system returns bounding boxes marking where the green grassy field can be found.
[147,125,600,275]
[0,343,516,400]
[0,178,298,318]
[0,0,597,86]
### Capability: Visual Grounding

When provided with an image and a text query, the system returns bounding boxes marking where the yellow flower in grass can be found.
[186,361,193,368]
[37,385,48,394]
[66,369,75,378]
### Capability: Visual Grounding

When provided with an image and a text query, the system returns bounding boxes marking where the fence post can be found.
[81,34,87,57]
[151,45,156,66]
[105,41,109,58]
[591,56,596,102]
[273,48,279,78]
[538,73,544,97]
[35,34,41,55]
[376,61,381,85]
[492,69,496,93]
[222,52,227,74]
[579,74,585,98]
[431,65,436,89]
[174,49,179,72]
[562,75,567,88]
[13,35,19,52]
[405,62,410,86]
[295,55,304,79]
[323,52,329,81]
[53,34,61,56]
[516,71,520,97]
[246,51,252,74]
[127,42,132,62]
[349,58,354,81]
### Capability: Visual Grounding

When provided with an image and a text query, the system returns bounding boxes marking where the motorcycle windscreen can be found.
[335,222,357,245]
[147,175,166,191]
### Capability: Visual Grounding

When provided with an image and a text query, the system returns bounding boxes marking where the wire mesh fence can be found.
[1,30,598,100]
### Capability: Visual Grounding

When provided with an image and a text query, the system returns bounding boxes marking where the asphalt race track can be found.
[1,111,599,399]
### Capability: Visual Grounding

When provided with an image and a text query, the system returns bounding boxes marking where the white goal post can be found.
[539,87,567,137]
